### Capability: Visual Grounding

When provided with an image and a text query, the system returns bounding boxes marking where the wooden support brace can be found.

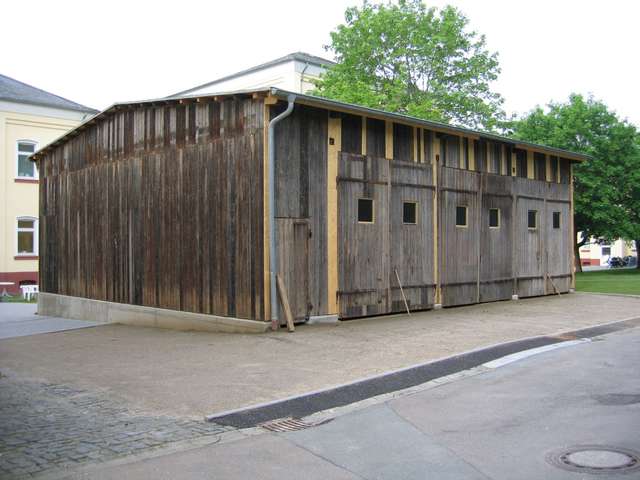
[546,274,561,295]
[276,274,295,332]
[394,269,411,315]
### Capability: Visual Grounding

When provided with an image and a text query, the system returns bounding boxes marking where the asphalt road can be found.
[68,326,640,480]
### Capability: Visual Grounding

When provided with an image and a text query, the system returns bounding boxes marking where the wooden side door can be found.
[277,218,310,323]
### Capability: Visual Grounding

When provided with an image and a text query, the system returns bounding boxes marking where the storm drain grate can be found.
[547,445,640,475]
[259,417,332,433]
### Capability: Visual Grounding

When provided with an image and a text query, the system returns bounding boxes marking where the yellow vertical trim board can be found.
[527,150,535,179]
[361,116,367,156]
[385,121,393,159]
[569,163,576,289]
[327,113,341,315]
[545,154,551,182]
[468,138,475,171]
[501,145,507,175]
[432,143,440,305]
[459,137,465,169]
[413,127,418,162]
[486,142,491,173]
[263,101,271,321]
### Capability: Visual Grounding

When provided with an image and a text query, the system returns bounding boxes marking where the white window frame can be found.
[16,216,39,256]
[16,140,38,180]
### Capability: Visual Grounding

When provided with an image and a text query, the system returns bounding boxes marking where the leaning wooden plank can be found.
[547,274,561,295]
[276,274,295,332]
[394,269,411,315]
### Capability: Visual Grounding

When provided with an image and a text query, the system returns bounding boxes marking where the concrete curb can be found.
[574,291,640,299]
[37,292,270,334]
[206,315,640,428]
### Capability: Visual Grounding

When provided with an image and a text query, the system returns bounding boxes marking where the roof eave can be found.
[29,86,591,164]
[268,88,590,163]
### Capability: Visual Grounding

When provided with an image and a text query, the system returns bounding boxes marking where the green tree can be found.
[314,0,504,130]
[510,94,640,270]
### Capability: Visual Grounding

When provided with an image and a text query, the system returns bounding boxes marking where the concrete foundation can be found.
[307,314,340,325]
[38,292,270,334]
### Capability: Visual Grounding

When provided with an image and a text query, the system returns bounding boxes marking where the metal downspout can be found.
[268,93,296,330]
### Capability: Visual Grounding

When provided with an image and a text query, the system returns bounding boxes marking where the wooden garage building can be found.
[31,88,588,332]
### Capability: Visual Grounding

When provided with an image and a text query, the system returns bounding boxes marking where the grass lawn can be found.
[575,268,640,295]
[0,295,37,303]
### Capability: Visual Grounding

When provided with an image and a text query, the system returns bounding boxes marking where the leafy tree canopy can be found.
[509,94,640,256]
[313,0,504,130]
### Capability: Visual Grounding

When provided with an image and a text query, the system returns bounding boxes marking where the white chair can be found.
[20,285,39,301]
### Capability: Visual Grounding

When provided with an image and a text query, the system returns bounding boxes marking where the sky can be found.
[2,0,639,126]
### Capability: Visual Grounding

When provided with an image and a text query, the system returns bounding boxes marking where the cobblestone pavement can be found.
[0,373,232,478]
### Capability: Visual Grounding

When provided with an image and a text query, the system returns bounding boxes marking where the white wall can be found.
[183,59,326,96]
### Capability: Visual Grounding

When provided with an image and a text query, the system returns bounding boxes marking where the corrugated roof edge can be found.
[30,87,590,163]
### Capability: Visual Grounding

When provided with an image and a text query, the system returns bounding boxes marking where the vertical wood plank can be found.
[569,163,575,289]
[385,121,393,159]
[527,150,535,179]
[361,116,367,156]
[468,139,475,171]
[327,113,341,315]
[433,153,440,306]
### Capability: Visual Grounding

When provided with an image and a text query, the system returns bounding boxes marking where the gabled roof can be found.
[0,73,98,114]
[170,52,334,98]
[30,87,591,163]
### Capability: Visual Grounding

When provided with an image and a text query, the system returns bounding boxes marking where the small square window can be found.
[528,210,538,229]
[403,202,417,224]
[489,208,500,228]
[358,198,374,223]
[552,211,561,229]
[456,206,467,227]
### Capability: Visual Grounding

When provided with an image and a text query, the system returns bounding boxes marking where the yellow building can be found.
[0,73,96,295]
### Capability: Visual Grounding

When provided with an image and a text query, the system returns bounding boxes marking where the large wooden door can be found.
[277,218,310,322]
[337,153,390,318]
[389,160,435,311]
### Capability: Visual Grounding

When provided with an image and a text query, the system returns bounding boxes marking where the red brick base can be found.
[0,271,39,295]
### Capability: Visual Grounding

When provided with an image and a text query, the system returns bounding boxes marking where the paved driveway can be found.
[0,293,639,478]
[0,303,100,340]
[72,326,640,480]
[1,292,639,419]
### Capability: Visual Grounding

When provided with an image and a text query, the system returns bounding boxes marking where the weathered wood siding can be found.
[337,153,391,317]
[39,97,266,320]
[272,104,329,317]
[390,161,435,311]
[39,98,576,324]
[439,166,479,306]
[479,174,513,302]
